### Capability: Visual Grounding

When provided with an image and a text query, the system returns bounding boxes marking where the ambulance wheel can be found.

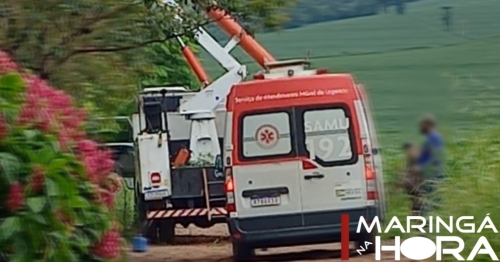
[231,242,254,261]
[355,231,376,254]
[159,219,175,244]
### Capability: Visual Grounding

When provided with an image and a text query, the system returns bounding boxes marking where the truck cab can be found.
[134,86,227,158]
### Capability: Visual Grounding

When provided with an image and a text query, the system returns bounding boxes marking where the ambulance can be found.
[216,63,386,260]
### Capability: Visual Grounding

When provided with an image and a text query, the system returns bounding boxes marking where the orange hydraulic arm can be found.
[176,36,211,88]
[207,8,276,68]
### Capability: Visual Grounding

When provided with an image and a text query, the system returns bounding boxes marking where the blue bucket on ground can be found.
[132,235,148,252]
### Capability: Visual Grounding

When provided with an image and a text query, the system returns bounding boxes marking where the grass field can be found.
[323,37,500,145]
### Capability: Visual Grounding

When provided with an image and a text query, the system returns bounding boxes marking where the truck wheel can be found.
[355,231,376,254]
[159,219,175,244]
[145,221,159,244]
[140,209,159,244]
[194,218,212,228]
[232,242,254,262]
[136,189,159,244]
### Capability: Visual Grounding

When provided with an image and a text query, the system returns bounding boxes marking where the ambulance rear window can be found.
[239,110,295,160]
[296,105,357,166]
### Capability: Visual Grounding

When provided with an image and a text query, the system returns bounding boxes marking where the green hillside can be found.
[203,0,500,67]
[253,0,500,59]
[199,0,500,146]
[323,37,500,145]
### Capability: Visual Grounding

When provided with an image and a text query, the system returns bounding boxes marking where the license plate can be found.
[144,190,169,201]
[250,196,280,207]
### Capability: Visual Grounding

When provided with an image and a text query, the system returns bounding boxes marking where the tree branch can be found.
[4,13,29,53]
[72,34,181,54]
[59,17,213,62]
[59,3,137,48]
[40,3,139,77]
[47,4,216,71]
[36,27,51,79]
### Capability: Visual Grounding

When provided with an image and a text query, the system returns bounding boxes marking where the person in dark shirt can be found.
[416,114,444,215]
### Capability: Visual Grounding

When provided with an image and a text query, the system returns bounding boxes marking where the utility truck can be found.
[132,0,250,243]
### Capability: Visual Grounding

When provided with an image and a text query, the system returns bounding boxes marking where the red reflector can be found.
[225,177,234,192]
[226,203,236,212]
[367,191,377,200]
[365,167,375,180]
[150,172,161,184]
[316,68,328,74]
[301,159,317,170]
[253,74,265,80]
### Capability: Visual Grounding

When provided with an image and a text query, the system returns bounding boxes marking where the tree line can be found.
[284,0,423,29]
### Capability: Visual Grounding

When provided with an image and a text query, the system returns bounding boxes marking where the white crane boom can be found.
[158,0,247,162]
[163,0,246,115]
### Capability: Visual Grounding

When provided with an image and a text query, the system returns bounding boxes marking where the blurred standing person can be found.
[402,142,424,215]
[416,114,445,215]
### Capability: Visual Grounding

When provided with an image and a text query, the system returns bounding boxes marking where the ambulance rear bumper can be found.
[227,207,378,248]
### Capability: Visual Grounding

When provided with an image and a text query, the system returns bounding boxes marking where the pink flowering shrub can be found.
[0,51,123,261]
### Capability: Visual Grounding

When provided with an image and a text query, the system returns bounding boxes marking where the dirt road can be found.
[127,224,406,262]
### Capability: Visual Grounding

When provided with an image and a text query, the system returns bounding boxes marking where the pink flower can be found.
[58,129,71,151]
[0,114,8,140]
[92,230,121,259]
[72,130,85,141]
[84,156,100,183]
[51,90,72,109]
[25,93,39,106]
[14,72,89,148]
[30,165,45,193]
[101,158,115,176]
[98,189,115,209]
[80,146,115,184]
[0,51,19,73]
[17,105,37,125]
[77,140,98,155]
[74,109,87,123]
[7,182,24,212]
[35,109,54,133]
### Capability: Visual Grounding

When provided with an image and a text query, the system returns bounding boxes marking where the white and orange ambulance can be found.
[215,61,386,260]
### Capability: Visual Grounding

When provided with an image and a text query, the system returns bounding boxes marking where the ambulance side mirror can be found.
[214,155,223,172]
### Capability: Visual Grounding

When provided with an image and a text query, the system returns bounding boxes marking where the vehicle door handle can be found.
[304,173,325,180]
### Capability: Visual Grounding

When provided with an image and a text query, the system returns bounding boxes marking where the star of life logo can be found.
[341,214,498,261]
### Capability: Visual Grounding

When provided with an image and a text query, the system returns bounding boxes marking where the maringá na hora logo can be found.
[340,214,498,261]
